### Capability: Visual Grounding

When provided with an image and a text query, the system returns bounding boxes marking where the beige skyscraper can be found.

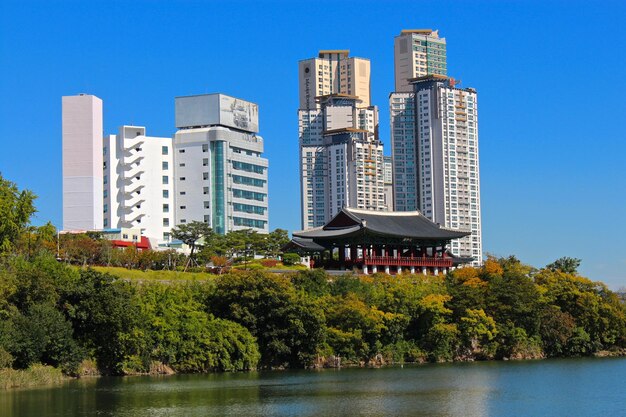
[298,50,385,230]
[394,29,447,92]
[299,50,371,109]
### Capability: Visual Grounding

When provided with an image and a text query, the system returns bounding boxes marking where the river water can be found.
[1,357,624,417]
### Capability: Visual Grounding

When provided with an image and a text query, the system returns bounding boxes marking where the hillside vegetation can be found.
[0,253,624,388]
[0,173,625,388]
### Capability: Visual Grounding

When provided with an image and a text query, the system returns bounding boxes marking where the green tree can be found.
[0,173,37,253]
[263,228,290,258]
[538,305,576,356]
[207,272,325,368]
[62,269,146,375]
[459,308,498,357]
[485,258,541,337]
[225,229,264,259]
[424,323,460,362]
[292,269,330,297]
[535,269,626,352]
[170,221,214,269]
[323,293,406,361]
[8,303,83,374]
[138,283,259,372]
[546,257,582,274]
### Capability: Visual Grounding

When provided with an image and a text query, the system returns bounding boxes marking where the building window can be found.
[180,205,186,209]
[163,204,169,213]
[202,144,208,152]
[162,146,168,155]
[162,176,168,185]
[163,218,169,227]
[162,161,168,170]
[203,172,209,180]
[179,149,185,153]
[163,190,169,198]
[180,177,186,181]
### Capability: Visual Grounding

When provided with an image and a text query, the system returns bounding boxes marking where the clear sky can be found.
[0,0,624,288]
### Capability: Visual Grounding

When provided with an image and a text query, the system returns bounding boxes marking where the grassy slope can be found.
[90,266,216,281]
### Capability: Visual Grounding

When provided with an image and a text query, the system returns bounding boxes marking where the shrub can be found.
[261,259,279,268]
[282,253,301,266]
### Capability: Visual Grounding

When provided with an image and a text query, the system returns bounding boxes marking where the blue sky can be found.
[0,0,624,288]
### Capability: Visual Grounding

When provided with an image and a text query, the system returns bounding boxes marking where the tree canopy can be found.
[0,173,36,253]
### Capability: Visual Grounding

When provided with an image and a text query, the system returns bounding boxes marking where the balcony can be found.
[360,256,453,267]
[123,164,145,181]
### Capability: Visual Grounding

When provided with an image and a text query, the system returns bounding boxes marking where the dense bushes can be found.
[0,253,624,383]
[0,255,260,377]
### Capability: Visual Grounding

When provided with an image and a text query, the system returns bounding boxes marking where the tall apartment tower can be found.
[383,155,394,211]
[390,30,482,264]
[298,51,385,229]
[390,76,482,265]
[62,94,104,231]
[103,126,174,243]
[173,94,269,235]
[394,29,447,92]
[299,50,371,109]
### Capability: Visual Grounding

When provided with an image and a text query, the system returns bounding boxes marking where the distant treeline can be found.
[0,254,624,380]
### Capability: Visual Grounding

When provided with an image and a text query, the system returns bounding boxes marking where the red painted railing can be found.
[355,256,453,267]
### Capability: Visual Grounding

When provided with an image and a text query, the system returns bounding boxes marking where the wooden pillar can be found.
[338,244,346,269]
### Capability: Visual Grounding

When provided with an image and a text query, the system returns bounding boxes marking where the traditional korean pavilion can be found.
[284,208,473,275]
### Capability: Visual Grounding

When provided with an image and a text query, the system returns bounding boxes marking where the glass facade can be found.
[211,141,225,234]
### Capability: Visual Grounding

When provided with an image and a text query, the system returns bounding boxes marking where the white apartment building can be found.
[62,94,104,231]
[173,94,269,234]
[390,75,482,265]
[103,126,174,243]
[394,29,447,92]
[299,50,371,109]
[299,94,385,229]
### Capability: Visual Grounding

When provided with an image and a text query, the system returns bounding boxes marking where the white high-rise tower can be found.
[391,76,482,264]
[62,94,104,231]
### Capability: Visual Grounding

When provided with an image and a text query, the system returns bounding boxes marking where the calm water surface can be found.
[1,357,624,417]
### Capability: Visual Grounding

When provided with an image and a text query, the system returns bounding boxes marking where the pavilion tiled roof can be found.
[293,208,470,241]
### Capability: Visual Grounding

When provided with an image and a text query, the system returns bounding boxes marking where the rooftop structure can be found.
[299,50,371,109]
[394,29,447,92]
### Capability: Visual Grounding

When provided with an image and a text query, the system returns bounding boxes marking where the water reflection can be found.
[1,358,624,417]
